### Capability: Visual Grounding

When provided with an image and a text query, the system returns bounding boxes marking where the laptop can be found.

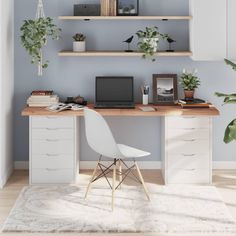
[95,76,135,109]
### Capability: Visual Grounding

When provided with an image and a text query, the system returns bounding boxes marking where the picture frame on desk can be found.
[153,74,178,105]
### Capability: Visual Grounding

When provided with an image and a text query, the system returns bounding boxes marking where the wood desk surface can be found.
[21,104,220,117]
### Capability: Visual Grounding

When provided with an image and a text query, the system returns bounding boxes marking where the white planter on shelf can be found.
[73,41,86,52]
[143,37,159,52]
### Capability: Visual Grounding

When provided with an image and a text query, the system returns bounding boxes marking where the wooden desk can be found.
[21,104,220,185]
[21,104,220,117]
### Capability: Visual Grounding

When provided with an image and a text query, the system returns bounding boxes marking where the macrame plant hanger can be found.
[35,0,45,76]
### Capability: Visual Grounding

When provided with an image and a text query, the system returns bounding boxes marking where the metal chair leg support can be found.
[134,161,150,201]
[112,159,116,211]
[118,159,122,189]
[84,156,101,199]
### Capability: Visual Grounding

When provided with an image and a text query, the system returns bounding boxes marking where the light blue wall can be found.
[14,0,236,162]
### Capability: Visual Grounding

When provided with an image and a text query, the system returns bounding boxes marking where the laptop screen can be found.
[96,77,134,103]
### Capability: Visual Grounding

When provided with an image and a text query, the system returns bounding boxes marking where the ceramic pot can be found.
[73,41,86,52]
[143,37,159,52]
[184,90,195,100]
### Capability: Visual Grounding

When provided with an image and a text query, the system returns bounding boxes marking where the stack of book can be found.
[27,90,59,107]
[178,98,210,109]
[101,0,116,16]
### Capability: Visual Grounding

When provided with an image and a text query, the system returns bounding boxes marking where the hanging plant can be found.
[20,17,61,75]
[215,59,236,143]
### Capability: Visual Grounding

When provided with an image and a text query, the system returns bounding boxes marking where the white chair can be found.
[84,108,151,210]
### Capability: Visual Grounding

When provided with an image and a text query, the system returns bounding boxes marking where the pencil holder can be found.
[142,94,149,105]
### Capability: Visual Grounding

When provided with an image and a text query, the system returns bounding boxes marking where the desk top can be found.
[21,104,220,117]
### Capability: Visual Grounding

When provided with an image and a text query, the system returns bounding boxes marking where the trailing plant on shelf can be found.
[73,33,86,52]
[136,26,168,61]
[20,17,61,76]
[215,59,236,143]
[180,69,201,100]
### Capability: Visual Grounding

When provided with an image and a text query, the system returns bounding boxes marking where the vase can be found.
[73,41,86,52]
[184,90,195,101]
[143,37,159,52]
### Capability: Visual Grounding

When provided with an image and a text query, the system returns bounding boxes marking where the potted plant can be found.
[20,17,61,76]
[136,26,167,61]
[180,69,201,100]
[73,33,86,52]
[215,59,236,143]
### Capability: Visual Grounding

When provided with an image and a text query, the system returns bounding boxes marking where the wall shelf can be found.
[58,51,192,57]
[59,16,192,21]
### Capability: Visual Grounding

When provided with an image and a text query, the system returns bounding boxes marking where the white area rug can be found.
[2,184,236,233]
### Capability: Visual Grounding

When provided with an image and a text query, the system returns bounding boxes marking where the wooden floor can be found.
[1,170,236,236]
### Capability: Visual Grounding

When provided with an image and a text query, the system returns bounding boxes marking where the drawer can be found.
[167,139,210,154]
[167,154,210,170]
[31,168,74,184]
[32,154,74,169]
[167,128,209,141]
[31,116,74,129]
[31,128,74,140]
[167,116,210,129]
[167,169,210,184]
[31,140,74,155]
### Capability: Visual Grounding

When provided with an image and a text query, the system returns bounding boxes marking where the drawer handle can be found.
[46,168,59,171]
[46,116,58,119]
[185,169,196,171]
[183,128,196,130]
[183,139,196,142]
[182,154,196,157]
[46,139,59,142]
[46,128,60,131]
[45,153,60,157]
[183,116,196,119]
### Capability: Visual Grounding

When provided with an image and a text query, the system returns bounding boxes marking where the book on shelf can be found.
[101,0,116,16]
[31,90,53,96]
[178,98,210,109]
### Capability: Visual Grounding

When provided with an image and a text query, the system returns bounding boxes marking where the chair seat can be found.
[117,144,151,159]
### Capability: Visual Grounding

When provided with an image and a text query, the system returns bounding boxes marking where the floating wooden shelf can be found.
[58,51,193,57]
[59,16,192,21]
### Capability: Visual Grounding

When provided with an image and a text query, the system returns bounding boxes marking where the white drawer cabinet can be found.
[29,116,79,184]
[161,116,212,184]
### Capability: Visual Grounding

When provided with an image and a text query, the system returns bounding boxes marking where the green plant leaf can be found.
[225,59,236,71]
[224,119,236,143]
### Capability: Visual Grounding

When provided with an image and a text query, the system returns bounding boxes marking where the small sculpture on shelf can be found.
[123,35,134,52]
[73,33,86,52]
[166,35,176,52]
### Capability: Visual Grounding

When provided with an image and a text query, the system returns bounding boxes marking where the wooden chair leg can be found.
[118,159,122,189]
[84,158,101,199]
[112,159,116,211]
[134,161,150,201]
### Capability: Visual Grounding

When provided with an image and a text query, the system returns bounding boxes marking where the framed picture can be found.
[153,74,178,105]
[117,0,139,16]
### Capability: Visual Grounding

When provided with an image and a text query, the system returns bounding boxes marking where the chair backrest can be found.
[84,108,122,158]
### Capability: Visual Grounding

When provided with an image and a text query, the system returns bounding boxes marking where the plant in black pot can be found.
[180,69,201,101]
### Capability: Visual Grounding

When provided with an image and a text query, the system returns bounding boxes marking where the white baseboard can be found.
[0,164,13,188]
[14,161,29,170]
[14,161,236,170]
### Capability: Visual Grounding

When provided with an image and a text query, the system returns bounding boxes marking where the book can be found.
[178,98,210,108]
[27,95,59,102]
[31,90,53,96]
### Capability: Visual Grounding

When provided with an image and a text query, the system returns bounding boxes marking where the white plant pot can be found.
[143,37,159,52]
[73,41,86,52]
